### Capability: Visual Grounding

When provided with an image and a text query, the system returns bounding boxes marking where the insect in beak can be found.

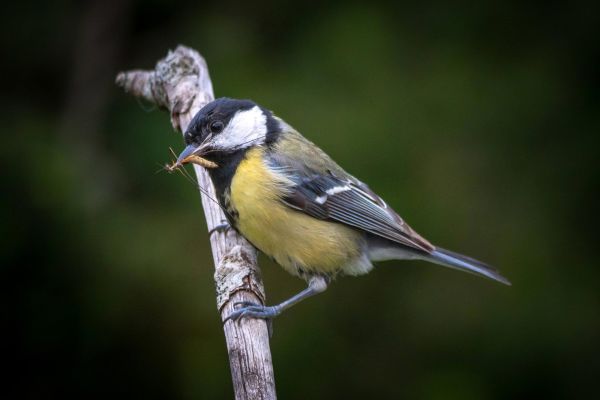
[166,144,218,171]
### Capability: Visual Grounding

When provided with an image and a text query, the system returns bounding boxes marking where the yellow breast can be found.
[229,147,363,277]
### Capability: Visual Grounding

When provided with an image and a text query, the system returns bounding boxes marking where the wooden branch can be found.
[116,45,276,400]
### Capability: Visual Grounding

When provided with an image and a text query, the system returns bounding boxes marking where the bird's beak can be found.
[170,142,217,170]
[175,144,198,167]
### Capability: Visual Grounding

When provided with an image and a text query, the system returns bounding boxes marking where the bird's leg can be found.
[223,275,329,323]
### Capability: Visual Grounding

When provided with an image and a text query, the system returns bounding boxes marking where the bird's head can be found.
[174,98,278,168]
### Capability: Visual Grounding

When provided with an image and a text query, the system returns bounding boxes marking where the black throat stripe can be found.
[207,148,249,220]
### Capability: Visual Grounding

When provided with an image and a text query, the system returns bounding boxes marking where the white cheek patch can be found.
[213,106,267,150]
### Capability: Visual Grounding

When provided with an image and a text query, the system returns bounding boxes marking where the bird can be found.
[173,98,510,322]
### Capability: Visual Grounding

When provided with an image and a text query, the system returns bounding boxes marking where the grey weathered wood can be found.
[116,45,276,400]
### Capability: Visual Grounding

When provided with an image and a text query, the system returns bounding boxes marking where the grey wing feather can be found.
[269,128,434,253]
[281,172,434,253]
[267,128,511,285]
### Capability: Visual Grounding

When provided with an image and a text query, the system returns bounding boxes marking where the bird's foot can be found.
[223,301,280,337]
[209,220,230,236]
[224,301,281,322]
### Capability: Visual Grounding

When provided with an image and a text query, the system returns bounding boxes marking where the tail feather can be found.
[428,247,511,285]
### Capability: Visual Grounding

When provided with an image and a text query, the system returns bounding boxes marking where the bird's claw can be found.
[209,220,230,236]
[223,302,280,337]
[225,302,281,321]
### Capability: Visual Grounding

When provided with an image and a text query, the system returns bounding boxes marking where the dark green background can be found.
[3,0,599,399]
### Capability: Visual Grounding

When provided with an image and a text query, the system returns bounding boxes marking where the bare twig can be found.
[116,45,276,400]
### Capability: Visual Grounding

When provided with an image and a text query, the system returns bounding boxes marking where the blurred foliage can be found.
[2,0,599,399]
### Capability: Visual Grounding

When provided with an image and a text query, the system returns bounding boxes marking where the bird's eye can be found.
[210,120,224,134]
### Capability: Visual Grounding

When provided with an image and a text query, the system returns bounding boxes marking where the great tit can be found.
[174,98,510,322]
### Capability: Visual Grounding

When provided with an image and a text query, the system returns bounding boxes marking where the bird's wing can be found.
[281,172,434,253]
[268,127,434,253]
